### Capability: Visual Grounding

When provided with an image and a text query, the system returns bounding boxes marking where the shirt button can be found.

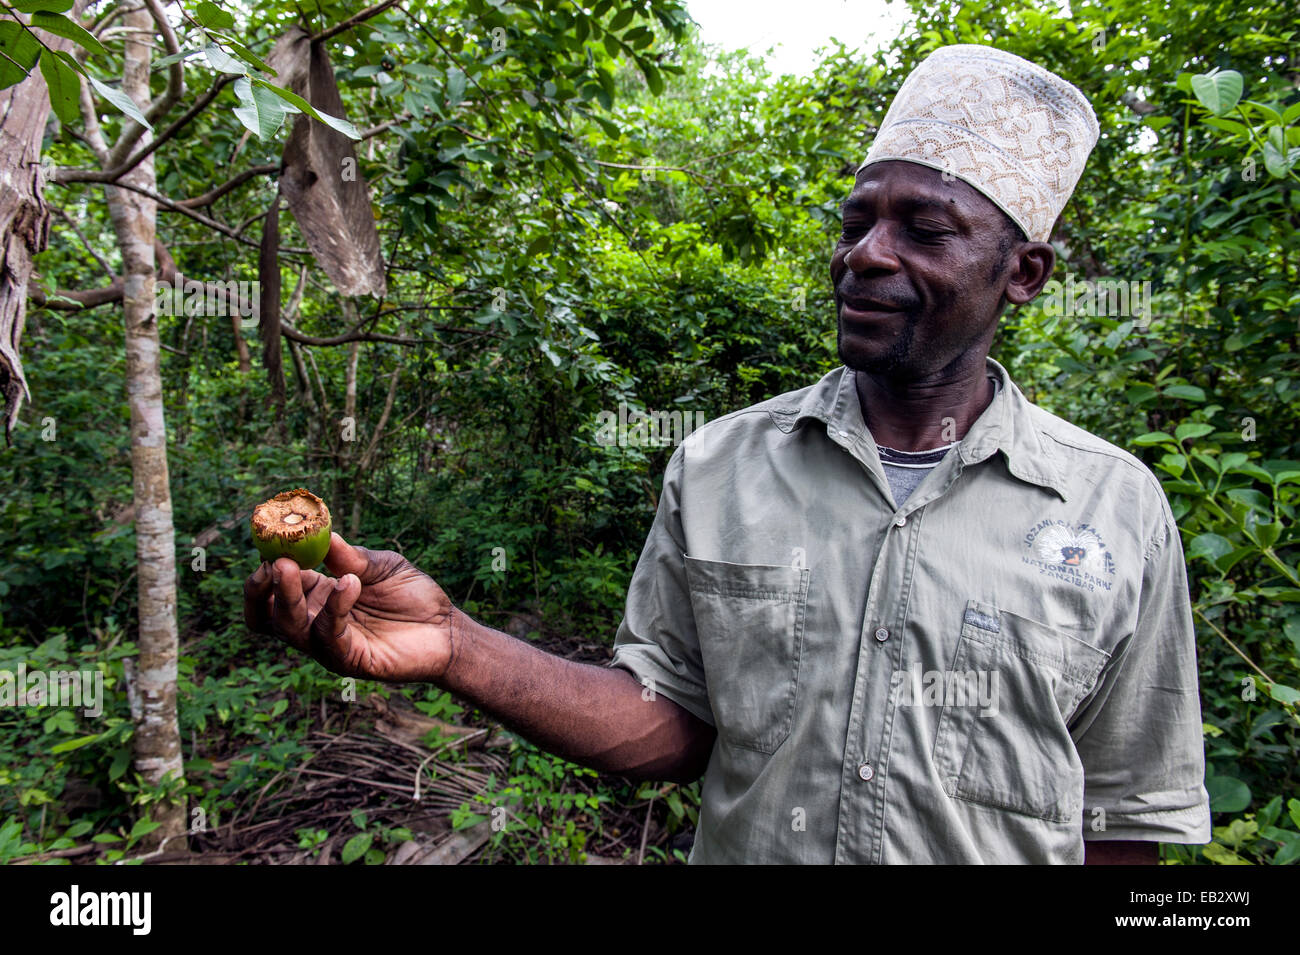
[894,515,907,527]
[874,627,889,642]
[857,763,875,782]
[837,430,849,438]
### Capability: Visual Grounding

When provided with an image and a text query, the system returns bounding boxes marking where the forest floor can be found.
[160,629,692,865]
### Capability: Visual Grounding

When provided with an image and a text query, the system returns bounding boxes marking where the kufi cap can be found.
[858,44,1100,242]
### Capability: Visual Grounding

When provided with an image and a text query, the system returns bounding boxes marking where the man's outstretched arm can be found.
[440,607,715,783]
[243,535,715,785]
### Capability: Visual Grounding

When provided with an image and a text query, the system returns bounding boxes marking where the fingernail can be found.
[334,577,346,592]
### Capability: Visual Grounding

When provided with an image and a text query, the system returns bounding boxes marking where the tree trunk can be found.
[104,7,187,851]
[0,3,82,442]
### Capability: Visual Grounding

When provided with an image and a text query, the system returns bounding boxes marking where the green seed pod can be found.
[251,488,332,569]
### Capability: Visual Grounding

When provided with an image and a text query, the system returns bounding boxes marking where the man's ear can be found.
[1005,242,1056,305]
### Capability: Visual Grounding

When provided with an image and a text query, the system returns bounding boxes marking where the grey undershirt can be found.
[873,374,1002,506]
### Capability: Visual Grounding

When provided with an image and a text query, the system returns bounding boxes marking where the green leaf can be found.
[0,20,42,88]
[1164,384,1206,402]
[1175,422,1215,441]
[221,39,274,74]
[1132,431,1176,447]
[341,832,372,864]
[1284,616,1300,656]
[232,76,286,140]
[38,50,79,126]
[1243,100,1284,125]
[31,11,107,59]
[1201,841,1250,864]
[643,62,664,96]
[65,820,94,839]
[1205,774,1251,813]
[203,43,247,75]
[195,0,236,31]
[254,79,360,140]
[1191,70,1243,116]
[49,734,101,754]
[88,74,152,130]
[1187,533,1233,564]
[1271,834,1300,865]
[1262,138,1294,178]
[1225,488,1271,514]
[129,818,162,840]
[446,66,466,106]
[11,0,74,13]
[1267,683,1300,705]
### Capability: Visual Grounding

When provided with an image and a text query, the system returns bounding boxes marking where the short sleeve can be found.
[1070,508,1212,843]
[608,447,716,727]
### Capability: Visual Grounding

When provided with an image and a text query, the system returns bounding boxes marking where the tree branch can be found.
[141,0,183,122]
[177,164,278,209]
[281,321,499,346]
[310,0,401,45]
[56,75,237,184]
[76,67,110,164]
[60,176,310,254]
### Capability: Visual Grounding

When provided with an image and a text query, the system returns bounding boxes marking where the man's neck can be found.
[854,354,996,452]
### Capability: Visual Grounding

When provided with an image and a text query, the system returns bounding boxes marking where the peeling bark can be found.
[0,3,83,442]
[270,27,386,297]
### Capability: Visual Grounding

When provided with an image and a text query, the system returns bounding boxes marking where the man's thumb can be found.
[322,532,370,579]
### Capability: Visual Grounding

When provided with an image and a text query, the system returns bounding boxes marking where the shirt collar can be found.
[772,357,1070,501]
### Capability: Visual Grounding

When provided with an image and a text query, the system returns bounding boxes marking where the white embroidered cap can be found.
[857,44,1100,242]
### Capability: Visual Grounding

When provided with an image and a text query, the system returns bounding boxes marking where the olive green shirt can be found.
[609,357,1211,864]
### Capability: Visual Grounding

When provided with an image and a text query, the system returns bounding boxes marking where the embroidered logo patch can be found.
[1022,519,1116,592]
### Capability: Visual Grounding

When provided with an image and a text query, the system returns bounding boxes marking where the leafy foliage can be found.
[1,0,1297,864]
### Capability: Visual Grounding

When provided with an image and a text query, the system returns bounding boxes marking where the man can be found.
[244,44,1211,864]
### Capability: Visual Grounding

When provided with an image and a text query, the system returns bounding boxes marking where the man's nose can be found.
[844,221,901,273]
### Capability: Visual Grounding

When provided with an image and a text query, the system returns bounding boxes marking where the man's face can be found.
[830,160,1021,380]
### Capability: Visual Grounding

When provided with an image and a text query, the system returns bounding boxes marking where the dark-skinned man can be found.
[244,44,1211,864]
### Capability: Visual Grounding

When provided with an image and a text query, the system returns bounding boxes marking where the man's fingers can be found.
[309,573,362,667]
[270,557,312,647]
[244,563,274,634]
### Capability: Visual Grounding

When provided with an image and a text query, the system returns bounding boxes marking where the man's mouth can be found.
[840,297,905,319]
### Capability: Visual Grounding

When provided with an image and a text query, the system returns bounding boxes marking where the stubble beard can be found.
[836,302,923,377]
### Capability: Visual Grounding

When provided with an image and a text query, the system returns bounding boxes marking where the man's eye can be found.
[910,227,948,242]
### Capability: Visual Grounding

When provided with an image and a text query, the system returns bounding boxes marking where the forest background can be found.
[0,0,1297,865]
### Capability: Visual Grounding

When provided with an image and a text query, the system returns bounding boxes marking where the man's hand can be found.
[243,532,453,683]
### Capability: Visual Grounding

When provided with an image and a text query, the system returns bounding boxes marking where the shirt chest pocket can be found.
[933,599,1112,824]
[684,556,810,755]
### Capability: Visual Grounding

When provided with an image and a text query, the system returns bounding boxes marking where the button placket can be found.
[835,508,916,863]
